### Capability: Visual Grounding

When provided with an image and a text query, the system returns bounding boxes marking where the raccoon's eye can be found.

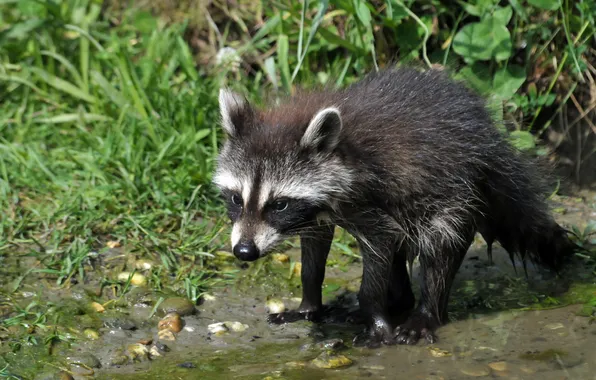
[231,193,243,206]
[272,199,288,212]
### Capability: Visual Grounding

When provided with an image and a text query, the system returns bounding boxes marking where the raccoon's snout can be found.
[233,240,260,262]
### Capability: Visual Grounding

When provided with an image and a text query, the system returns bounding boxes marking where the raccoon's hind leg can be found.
[267,223,335,324]
[394,221,475,345]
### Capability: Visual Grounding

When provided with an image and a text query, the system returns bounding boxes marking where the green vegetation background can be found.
[0,0,595,376]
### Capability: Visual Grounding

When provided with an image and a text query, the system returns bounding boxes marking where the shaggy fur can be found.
[213,67,578,347]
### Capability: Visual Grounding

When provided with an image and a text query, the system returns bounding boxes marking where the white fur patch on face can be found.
[242,179,251,208]
[258,180,272,208]
[213,170,242,192]
[231,223,242,247]
[219,88,246,137]
[254,224,281,254]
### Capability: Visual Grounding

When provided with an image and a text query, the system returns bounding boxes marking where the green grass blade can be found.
[29,67,96,103]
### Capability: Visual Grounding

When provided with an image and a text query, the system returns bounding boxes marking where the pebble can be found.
[158,312,183,333]
[271,253,289,263]
[90,302,105,313]
[66,353,101,368]
[117,272,147,287]
[58,372,74,380]
[488,361,507,371]
[106,240,121,248]
[314,338,345,351]
[103,317,137,330]
[158,297,195,316]
[428,347,452,358]
[459,364,491,377]
[311,352,353,369]
[108,349,129,366]
[158,329,176,341]
[127,343,149,361]
[545,322,564,330]
[265,299,285,314]
[83,328,100,340]
[207,322,229,335]
[135,259,154,271]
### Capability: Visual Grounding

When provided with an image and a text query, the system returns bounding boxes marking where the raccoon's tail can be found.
[478,155,580,273]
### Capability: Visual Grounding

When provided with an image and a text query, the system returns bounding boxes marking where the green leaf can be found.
[455,63,492,95]
[493,64,526,100]
[527,0,561,10]
[277,34,291,92]
[132,11,157,34]
[317,27,366,54]
[353,0,372,26]
[509,130,536,151]
[492,6,513,25]
[452,17,512,62]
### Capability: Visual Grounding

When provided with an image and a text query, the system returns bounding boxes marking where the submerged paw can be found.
[267,310,318,324]
[394,315,438,345]
[352,321,396,349]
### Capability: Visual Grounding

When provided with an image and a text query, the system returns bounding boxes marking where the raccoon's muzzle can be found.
[233,240,260,261]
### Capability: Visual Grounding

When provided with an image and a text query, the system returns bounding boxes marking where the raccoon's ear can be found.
[219,88,251,138]
[300,107,343,152]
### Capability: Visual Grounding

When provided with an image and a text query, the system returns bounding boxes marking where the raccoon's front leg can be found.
[267,223,335,324]
[352,235,398,348]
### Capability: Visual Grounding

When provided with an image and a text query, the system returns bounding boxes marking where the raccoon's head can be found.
[213,89,353,262]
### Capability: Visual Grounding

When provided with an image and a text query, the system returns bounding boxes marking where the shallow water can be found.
[1,192,595,379]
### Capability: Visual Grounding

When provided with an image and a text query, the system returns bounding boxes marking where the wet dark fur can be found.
[220,67,578,347]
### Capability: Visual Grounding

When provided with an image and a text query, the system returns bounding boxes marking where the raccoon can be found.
[212,67,578,348]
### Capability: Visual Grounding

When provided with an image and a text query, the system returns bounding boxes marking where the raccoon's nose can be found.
[233,240,260,261]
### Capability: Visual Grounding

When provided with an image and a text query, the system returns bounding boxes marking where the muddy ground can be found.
[1,191,595,380]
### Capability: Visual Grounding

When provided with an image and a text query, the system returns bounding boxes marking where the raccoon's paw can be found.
[394,313,438,345]
[267,310,320,324]
[352,318,396,349]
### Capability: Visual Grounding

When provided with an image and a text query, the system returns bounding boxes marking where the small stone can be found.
[545,322,564,330]
[314,338,345,351]
[128,343,150,361]
[106,240,121,248]
[519,365,536,374]
[117,272,147,286]
[266,299,285,314]
[460,364,491,377]
[428,347,452,357]
[311,352,353,369]
[138,338,153,345]
[158,312,183,333]
[90,302,105,313]
[207,322,229,335]
[488,361,507,371]
[285,361,307,368]
[202,293,216,301]
[83,329,99,340]
[57,371,75,380]
[103,317,136,330]
[135,260,153,271]
[109,349,129,366]
[271,253,289,263]
[149,345,162,357]
[66,353,101,369]
[159,297,195,316]
[158,329,176,341]
[225,321,249,332]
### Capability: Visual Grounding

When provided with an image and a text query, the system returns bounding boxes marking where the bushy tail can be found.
[478,155,579,274]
